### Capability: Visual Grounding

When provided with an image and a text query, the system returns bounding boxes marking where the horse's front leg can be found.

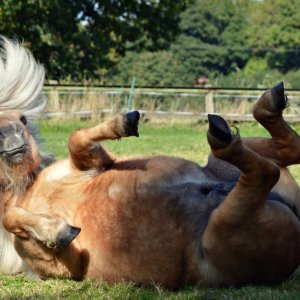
[3,206,80,248]
[201,115,300,286]
[68,111,140,171]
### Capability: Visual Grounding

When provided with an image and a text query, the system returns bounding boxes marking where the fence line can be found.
[42,86,300,122]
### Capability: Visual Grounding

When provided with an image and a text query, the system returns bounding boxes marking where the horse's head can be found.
[0,111,40,192]
[0,36,47,193]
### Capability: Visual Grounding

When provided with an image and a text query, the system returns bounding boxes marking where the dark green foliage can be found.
[111,50,182,86]
[2,0,300,87]
[175,0,249,74]
[247,0,300,73]
[113,0,300,87]
[169,0,250,84]
[114,0,250,86]
[0,0,187,81]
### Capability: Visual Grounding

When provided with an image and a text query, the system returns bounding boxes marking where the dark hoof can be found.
[208,114,232,143]
[57,225,81,247]
[270,81,287,111]
[124,110,140,137]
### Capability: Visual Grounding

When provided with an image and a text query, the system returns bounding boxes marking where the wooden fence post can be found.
[47,87,60,112]
[127,77,136,111]
[205,90,214,113]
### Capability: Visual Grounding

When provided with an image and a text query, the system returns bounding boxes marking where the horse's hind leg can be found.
[206,114,280,213]
[243,82,300,167]
[201,115,300,286]
[68,111,140,171]
[242,82,300,215]
[205,83,300,180]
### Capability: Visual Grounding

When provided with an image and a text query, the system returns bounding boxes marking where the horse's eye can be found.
[20,115,27,125]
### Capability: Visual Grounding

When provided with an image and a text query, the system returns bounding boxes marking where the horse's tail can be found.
[0,36,45,118]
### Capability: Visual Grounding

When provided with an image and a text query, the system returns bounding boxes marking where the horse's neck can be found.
[0,169,38,212]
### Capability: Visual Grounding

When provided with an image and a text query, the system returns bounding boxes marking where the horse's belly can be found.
[72,172,229,286]
[74,189,188,287]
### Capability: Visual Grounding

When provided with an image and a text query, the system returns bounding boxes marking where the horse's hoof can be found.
[208,114,232,144]
[57,225,81,247]
[269,81,287,111]
[123,110,140,137]
[253,82,288,122]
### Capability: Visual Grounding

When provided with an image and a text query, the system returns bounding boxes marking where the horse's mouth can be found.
[2,145,27,162]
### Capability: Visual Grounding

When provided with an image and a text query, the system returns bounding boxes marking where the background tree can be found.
[112,51,182,86]
[247,0,300,73]
[114,0,250,86]
[2,0,300,87]
[169,0,250,85]
[0,0,188,81]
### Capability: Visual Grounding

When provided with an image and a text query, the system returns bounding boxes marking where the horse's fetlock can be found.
[211,134,243,160]
[248,160,280,188]
[265,162,280,187]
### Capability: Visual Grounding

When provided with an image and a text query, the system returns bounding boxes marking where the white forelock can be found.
[0,36,46,118]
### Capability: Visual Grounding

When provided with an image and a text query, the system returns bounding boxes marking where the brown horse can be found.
[0,37,300,288]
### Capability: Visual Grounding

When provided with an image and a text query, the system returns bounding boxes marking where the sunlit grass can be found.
[38,119,300,182]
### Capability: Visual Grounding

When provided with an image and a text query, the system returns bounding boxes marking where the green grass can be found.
[1,272,300,299]
[38,119,300,181]
[38,119,270,162]
[2,119,300,299]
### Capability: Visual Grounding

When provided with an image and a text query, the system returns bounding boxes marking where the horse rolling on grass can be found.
[0,36,300,288]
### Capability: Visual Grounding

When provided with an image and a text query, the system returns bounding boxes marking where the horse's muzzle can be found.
[1,144,27,163]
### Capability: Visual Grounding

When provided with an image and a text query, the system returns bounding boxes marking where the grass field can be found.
[2,119,300,299]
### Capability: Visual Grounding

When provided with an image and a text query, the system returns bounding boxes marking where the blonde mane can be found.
[0,36,45,118]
